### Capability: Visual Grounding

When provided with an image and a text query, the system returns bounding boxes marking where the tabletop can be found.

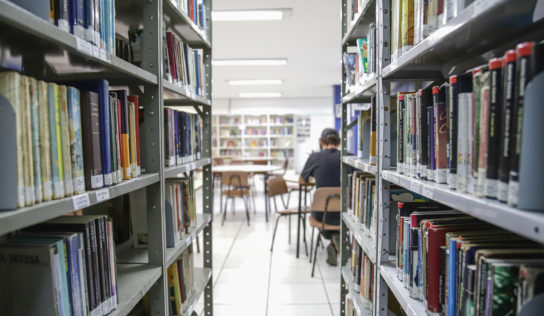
[213,164,282,173]
[283,173,316,185]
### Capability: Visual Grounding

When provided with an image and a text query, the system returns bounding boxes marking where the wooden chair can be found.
[268,176,310,253]
[271,154,289,177]
[308,187,341,277]
[221,171,252,226]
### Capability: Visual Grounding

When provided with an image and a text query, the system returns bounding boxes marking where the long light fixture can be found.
[212,10,284,21]
[239,92,282,98]
[228,79,283,86]
[212,59,287,66]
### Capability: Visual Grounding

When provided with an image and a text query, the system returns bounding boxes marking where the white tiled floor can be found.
[194,181,342,316]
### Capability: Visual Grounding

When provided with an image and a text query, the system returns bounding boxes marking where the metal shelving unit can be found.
[340,0,544,315]
[0,0,214,315]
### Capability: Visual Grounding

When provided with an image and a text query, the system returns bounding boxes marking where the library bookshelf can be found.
[0,0,213,315]
[340,0,544,316]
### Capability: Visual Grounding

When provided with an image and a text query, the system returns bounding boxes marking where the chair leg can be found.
[320,235,326,249]
[222,197,229,226]
[309,227,315,263]
[288,215,291,244]
[311,233,321,277]
[243,196,250,226]
[300,215,308,256]
[196,235,200,253]
[231,197,236,214]
[270,214,283,251]
[251,189,257,214]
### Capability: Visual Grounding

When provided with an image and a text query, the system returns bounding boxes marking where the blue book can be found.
[174,110,180,164]
[448,239,458,316]
[85,0,96,44]
[165,195,176,248]
[103,0,111,53]
[194,50,200,95]
[185,113,191,160]
[71,0,86,39]
[195,115,201,159]
[69,80,112,186]
[99,0,106,49]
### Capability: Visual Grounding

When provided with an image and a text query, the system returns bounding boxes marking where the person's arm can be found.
[300,153,317,182]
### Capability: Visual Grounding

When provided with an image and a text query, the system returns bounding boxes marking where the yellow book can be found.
[37,80,53,201]
[401,0,415,54]
[59,85,73,197]
[128,101,138,178]
[167,264,183,315]
[21,76,35,206]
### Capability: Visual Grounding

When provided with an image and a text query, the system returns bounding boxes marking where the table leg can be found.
[296,184,302,258]
[264,173,269,222]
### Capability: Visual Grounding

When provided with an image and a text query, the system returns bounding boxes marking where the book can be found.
[485,58,503,199]
[456,73,473,193]
[80,90,104,190]
[128,101,138,178]
[59,85,74,197]
[448,75,458,189]
[38,80,54,201]
[369,96,377,165]
[127,95,141,176]
[434,84,448,184]
[476,70,491,198]
[48,83,65,199]
[67,87,85,195]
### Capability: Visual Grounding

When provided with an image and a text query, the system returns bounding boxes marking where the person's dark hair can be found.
[320,128,341,146]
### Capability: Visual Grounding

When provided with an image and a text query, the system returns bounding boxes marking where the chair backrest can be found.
[311,187,341,212]
[267,176,288,197]
[253,160,267,165]
[221,171,249,187]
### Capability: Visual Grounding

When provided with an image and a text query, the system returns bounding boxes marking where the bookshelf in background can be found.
[212,113,297,167]
[340,1,544,316]
[0,0,213,315]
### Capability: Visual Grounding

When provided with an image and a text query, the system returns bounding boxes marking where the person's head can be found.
[320,128,341,150]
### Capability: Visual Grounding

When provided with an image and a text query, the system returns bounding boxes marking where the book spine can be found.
[21,76,35,206]
[370,96,377,165]
[59,85,74,197]
[85,0,96,44]
[127,95,141,176]
[435,85,448,184]
[428,103,435,180]
[73,0,86,39]
[508,42,533,206]
[67,87,86,194]
[57,0,70,32]
[115,99,123,181]
[497,51,516,202]
[447,240,457,316]
[48,83,65,199]
[120,96,131,180]
[107,220,118,308]
[89,219,102,313]
[37,81,53,201]
[448,75,458,189]
[471,70,482,195]
[68,235,84,316]
[485,58,502,199]
[80,91,104,190]
[457,74,473,193]
[476,71,491,197]
[108,95,118,185]
[129,101,138,178]
[99,217,112,313]
[98,80,112,187]
[398,94,405,173]
[28,78,43,203]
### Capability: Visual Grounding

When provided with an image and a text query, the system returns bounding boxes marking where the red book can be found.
[127,95,140,176]
[166,32,178,82]
[189,0,194,22]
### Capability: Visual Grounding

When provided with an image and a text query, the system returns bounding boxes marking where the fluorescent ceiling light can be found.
[212,10,283,21]
[212,59,287,66]
[239,92,282,98]
[228,79,283,86]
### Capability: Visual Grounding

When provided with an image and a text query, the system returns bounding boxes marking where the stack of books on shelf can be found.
[245,127,267,136]
[348,171,377,234]
[0,73,141,210]
[165,177,197,248]
[270,126,293,136]
[164,31,206,97]
[394,41,544,210]
[343,24,377,93]
[167,244,196,314]
[11,0,116,55]
[349,234,374,311]
[164,109,202,167]
[0,215,118,316]
[345,294,357,316]
[392,200,544,316]
[170,0,207,31]
[390,0,476,61]
[244,115,267,125]
[356,97,377,164]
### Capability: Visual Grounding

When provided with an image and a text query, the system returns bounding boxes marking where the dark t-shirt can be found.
[300,148,341,188]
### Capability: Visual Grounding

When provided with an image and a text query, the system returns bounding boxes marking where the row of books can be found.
[0,73,141,210]
[394,200,543,315]
[345,294,357,316]
[169,0,207,33]
[355,97,378,165]
[165,177,197,248]
[347,0,369,22]
[270,127,293,136]
[349,234,374,311]
[164,31,206,97]
[0,215,117,316]
[395,41,544,209]
[167,245,196,315]
[390,0,475,61]
[348,172,377,232]
[164,108,202,167]
[344,24,377,93]
[10,0,116,55]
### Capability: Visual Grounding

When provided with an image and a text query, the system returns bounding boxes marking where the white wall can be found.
[212,97,335,172]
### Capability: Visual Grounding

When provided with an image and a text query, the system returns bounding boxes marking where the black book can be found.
[419,87,432,180]
[485,58,503,199]
[397,94,405,173]
[448,75,459,189]
[497,50,517,202]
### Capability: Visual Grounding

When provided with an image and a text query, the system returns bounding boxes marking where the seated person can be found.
[300,128,343,266]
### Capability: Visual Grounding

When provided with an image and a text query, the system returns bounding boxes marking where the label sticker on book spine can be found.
[72,193,91,210]
[95,189,110,202]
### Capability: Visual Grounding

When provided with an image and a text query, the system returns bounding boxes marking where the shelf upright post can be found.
[140,0,167,315]
[202,0,213,314]
[376,0,392,315]
[340,1,350,315]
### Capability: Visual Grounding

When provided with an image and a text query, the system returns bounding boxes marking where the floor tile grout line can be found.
[316,245,337,316]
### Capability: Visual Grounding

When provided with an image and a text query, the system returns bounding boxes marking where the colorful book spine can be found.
[108,95,118,185]
[471,68,482,195]
[485,58,503,199]
[59,85,74,197]
[37,80,53,201]
[29,77,43,203]
[21,76,35,206]
[67,87,86,195]
[128,101,138,178]
[434,84,448,184]
[48,83,65,199]
[476,71,491,198]
[398,94,405,173]
[428,101,435,180]
[127,95,141,176]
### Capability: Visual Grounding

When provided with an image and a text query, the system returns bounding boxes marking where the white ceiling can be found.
[211,0,342,100]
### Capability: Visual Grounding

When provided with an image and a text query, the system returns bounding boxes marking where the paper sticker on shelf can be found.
[99,49,108,63]
[422,184,434,199]
[91,45,100,59]
[410,180,422,193]
[95,189,110,202]
[72,193,91,210]
[76,37,93,56]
